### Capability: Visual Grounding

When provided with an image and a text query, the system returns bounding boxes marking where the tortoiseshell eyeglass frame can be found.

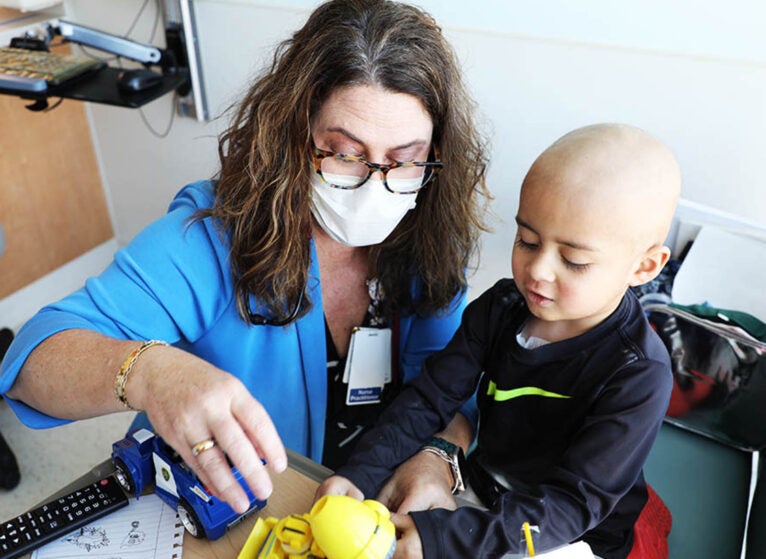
[311,145,443,194]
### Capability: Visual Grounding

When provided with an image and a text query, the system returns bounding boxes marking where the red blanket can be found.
[627,484,672,559]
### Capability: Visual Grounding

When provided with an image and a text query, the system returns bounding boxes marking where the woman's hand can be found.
[314,475,365,502]
[130,345,288,513]
[12,330,286,514]
[376,450,457,513]
[391,513,424,559]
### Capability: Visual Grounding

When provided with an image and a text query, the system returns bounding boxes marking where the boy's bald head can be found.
[522,123,681,251]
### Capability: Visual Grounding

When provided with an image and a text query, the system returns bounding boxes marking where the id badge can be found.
[343,327,392,406]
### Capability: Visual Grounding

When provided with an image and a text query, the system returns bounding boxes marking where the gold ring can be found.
[191,438,216,457]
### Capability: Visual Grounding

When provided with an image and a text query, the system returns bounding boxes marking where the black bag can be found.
[645,303,766,451]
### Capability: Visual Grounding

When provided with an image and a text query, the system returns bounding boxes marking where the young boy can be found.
[318,123,681,559]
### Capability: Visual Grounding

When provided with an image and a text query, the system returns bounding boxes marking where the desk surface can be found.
[185,452,331,559]
[21,453,596,559]
[21,450,332,559]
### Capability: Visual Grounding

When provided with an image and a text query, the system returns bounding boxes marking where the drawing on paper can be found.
[64,525,110,551]
[121,519,146,547]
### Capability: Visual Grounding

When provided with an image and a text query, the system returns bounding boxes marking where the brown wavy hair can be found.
[200,0,491,324]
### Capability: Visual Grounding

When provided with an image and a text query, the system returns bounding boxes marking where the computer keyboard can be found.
[0,46,105,86]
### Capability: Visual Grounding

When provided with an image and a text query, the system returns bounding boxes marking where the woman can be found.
[0,0,489,514]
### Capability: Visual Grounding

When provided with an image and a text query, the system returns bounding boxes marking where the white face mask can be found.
[310,172,419,247]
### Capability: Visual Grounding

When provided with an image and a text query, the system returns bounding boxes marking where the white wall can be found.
[63,0,766,297]
[274,0,766,63]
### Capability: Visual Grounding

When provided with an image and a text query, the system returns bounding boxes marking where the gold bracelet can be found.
[114,340,168,411]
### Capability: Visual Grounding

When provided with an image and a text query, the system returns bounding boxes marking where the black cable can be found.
[148,0,161,44]
[43,97,64,112]
[124,0,151,38]
[139,92,176,138]
[135,0,176,139]
[73,0,175,136]
[72,0,157,61]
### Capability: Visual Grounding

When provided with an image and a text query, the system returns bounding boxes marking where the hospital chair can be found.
[643,421,750,559]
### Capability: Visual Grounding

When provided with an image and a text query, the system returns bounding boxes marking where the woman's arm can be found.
[9,328,287,512]
[9,329,136,419]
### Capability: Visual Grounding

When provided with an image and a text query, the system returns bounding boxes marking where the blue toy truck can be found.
[111,428,266,540]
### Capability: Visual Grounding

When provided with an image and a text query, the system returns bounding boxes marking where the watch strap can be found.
[424,436,459,455]
[421,437,465,494]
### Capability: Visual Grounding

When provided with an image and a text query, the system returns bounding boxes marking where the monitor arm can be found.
[52,19,186,76]
[56,20,161,65]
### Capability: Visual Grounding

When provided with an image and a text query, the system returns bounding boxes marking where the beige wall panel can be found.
[0,48,113,298]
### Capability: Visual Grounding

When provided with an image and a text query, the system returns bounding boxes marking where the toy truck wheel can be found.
[177,499,204,538]
[113,457,136,495]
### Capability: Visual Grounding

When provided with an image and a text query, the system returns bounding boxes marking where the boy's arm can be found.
[332,354,478,496]
[332,282,507,497]
[409,358,672,558]
[375,412,472,513]
[316,414,472,511]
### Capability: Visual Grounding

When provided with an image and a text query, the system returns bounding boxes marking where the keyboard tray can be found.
[0,46,105,86]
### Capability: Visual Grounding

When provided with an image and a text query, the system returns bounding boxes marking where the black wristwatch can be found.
[420,436,466,494]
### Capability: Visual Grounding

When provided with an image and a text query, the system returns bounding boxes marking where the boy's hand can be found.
[391,513,424,559]
[376,450,458,513]
[314,474,364,502]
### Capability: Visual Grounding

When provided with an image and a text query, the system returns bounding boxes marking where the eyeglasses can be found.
[312,146,443,194]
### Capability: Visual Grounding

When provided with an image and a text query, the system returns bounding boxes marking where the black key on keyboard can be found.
[0,475,129,559]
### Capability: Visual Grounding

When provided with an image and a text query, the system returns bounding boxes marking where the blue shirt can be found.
[0,180,473,463]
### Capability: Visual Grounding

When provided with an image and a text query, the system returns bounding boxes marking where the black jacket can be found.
[336,279,672,558]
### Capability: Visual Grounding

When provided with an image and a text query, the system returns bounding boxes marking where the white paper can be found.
[534,541,595,558]
[671,226,766,323]
[501,540,595,558]
[32,494,183,559]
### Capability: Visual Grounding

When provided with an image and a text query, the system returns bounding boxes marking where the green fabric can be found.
[486,380,571,402]
[670,303,766,342]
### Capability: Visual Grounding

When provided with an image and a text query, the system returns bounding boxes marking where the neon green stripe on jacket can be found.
[487,380,571,402]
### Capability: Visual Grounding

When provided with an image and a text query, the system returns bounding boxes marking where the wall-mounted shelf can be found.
[0,66,189,109]
[1,15,192,110]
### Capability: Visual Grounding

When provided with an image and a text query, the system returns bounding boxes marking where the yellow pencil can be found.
[522,521,535,557]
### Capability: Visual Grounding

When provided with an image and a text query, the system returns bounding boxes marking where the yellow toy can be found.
[238,495,396,559]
